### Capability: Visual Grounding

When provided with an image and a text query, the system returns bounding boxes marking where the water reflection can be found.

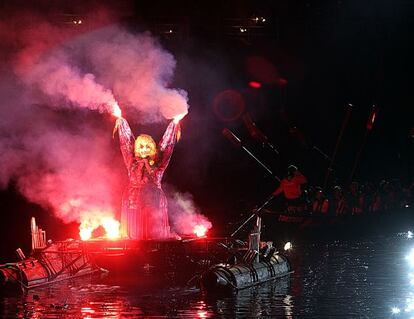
[1,231,414,318]
[283,294,294,319]
[14,279,144,319]
[389,231,414,318]
[0,271,292,318]
[204,276,291,318]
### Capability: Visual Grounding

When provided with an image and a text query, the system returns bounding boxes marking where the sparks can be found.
[193,224,207,237]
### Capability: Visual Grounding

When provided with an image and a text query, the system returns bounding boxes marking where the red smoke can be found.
[0,9,195,233]
[8,13,189,120]
[246,56,286,86]
[167,191,213,236]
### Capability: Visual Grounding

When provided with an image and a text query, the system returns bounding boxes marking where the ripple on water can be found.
[0,230,413,318]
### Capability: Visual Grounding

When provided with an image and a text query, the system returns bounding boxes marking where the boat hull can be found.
[200,254,291,291]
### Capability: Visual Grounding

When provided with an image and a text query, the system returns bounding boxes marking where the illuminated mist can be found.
[0,9,210,237]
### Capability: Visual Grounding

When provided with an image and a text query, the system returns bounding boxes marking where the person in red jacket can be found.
[312,187,329,214]
[273,165,308,213]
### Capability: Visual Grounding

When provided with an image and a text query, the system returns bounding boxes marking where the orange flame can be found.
[193,224,207,237]
[101,217,120,239]
[80,227,93,241]
[176,125,182,142]
[79,215,120,241]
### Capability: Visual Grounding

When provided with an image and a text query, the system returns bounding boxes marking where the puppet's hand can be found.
[112,117,123,138]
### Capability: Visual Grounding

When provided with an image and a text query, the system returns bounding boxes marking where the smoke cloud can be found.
[14,22,189,120]
[168,191,212,236]
[0,9,200,234]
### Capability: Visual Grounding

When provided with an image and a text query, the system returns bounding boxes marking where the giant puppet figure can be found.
[114,113,185,240]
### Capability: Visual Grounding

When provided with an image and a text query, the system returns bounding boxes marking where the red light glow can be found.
[249,81,262,89]
[278,78,288,86]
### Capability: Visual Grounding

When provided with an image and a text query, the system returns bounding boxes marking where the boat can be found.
[259,206,414,241]
[200,214,292,291]
[0,218,103,291]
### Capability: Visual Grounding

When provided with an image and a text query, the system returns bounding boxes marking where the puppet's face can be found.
[134,134,157,159]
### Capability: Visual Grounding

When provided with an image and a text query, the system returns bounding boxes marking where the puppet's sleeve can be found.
[157,120,180,172]
[117,118,135,171]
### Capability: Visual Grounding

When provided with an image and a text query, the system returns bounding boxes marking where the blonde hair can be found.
[134,134,157,165]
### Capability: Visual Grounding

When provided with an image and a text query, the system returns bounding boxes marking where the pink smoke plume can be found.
[15,126,123,221]
[168,191,213,236]
[25,53,118,113]
[0,10,191,232]
[15,23,188,121]
[76,26,189,121]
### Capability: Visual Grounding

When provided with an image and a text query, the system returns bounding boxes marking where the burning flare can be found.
[112,101,122,118]
[80,227,93,241]
[101,217,120,239]
[173,111,187,124]
[173,111,187,142]
[79,215,120,241]
[193,224,208,237]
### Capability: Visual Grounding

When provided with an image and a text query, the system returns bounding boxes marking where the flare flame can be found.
[193,224,208,237]
[112,101,122,118]
[79,214,120,241]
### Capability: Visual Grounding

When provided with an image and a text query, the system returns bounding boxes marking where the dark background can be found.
[0,0,413,260]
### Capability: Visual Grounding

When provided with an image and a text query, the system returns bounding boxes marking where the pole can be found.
[348,130,369,183]
[349,105,378,182]
[242,113,280,155]
[231,195,274,238]
[312,145,331,162]
[223,128,281,182]
[322,103,353,190]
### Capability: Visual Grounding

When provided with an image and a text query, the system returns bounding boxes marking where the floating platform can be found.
[0,239,103,290]
[0,237,238,290]
[0,219,246,290]
[82,236,239,272]
[0,218,293,291]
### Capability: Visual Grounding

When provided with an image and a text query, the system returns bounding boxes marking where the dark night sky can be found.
[0,0,413,259]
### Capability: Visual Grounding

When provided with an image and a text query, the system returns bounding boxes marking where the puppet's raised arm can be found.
[157,120,181,172]
[115,118,135,171]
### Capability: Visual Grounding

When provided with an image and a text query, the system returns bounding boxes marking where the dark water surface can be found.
[2,224,414,318]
